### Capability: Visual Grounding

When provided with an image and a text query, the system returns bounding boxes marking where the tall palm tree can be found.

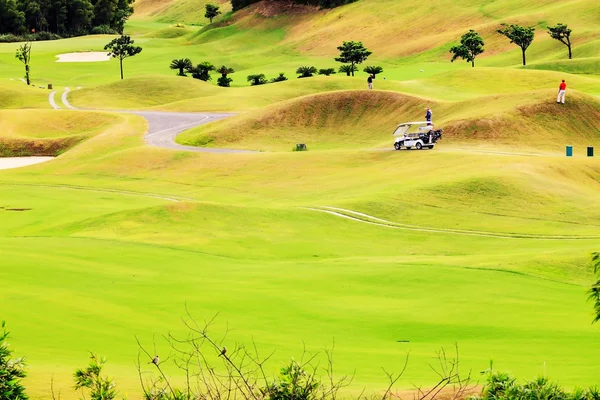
[338,65,357,76]
[188,61,215,81]
[170,58,192,76]
[589,252,600,323]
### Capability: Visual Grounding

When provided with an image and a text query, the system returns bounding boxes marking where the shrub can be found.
[247,74,267,86]
[217,76,233,87]
[318,68,336,76]
[91,25,118,35]
[271,73,288,83]
[0,321,28,400]
[296,66,317,78]
[0,34,22,43]
[260,359,319,400]
[363,65,383,76]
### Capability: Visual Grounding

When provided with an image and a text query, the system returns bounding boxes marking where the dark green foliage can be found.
[15,42,31,85]
[0,31,60,41]
[216,65,234,86]
[204,3,220,23]
[0,0,25,34]
[296,66,317,78]
[338,64,357,76]
[104,35,142,79]
[497,23,535,66]
[90,24,116,34]
[247,73,267,86]
[548,23,573,59]
[0,0,132,36]
[260,360,320,400]
[231,0,356,12]
[589,252,600,324]
[170,58,193,76]
[0,321,28,400]
[449,30,484,67]
[74,353,117,400]
[188,61,215,81]
[335,41,372,76]
[363,65,383,76]
[318,68,336,76]
[271,72,288,82]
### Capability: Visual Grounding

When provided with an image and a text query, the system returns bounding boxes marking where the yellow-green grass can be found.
[132,0,231,24]
[0,80,52,109]
[0,110,125,156]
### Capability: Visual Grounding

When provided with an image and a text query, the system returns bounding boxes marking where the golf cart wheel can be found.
[427,146,434,149]
[416,143,423,150]
[394,142,401,150]
[406,147,411,150]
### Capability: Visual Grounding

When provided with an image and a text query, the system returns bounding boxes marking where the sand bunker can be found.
[56,52,110,62]
[0,157,54,170]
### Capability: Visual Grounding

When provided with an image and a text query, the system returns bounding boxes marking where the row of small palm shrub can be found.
[170,58,385,87]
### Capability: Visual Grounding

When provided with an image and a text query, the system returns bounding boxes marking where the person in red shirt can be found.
[557,80,566,104]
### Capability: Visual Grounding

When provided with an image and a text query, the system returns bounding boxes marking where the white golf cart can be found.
[392,121,442,150]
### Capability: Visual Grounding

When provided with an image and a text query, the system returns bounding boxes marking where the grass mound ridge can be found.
[443,91,600,149]
[177,90,436,150]
[0,110,122,156]
[0,81,51,109]
[69,75,220,109]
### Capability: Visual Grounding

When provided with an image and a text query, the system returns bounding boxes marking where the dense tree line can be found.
[231,0,356,12]
[0,0,133,37]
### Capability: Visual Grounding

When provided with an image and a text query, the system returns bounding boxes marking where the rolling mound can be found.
[69,75,221,109]
[133,0,231,23]
[0,110,122,156]
[0,81,52,109]
[177,90,436,150]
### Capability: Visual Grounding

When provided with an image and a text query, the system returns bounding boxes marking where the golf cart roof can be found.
[396,121,430,127]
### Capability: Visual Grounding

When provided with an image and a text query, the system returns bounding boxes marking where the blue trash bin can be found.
[588,147,594,157]
[566,146,573,157]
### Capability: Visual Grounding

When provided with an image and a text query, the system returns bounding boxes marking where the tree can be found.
[270,72,288,82]
[112,0,133,34]
[589,252,600,324]
[0,0,26,34]
[67,0,94,34]
[497,24,535,66]
[338,64,357,76]
[318,68,336,76]
[247,74,267,86]
[204,3,221,23]
[216,65,234,87]
[296,66,317,78]
[188,61,215,81]
[548,23,573,59]
[449,30,485,67]
[93,0,117,26]
[0,321,28,400]
[335,41,372,76]
[104,35,142,80]
[15,42,32,85]
[170,58,193,76]
[74,353,117,400]
[363,65,383,76]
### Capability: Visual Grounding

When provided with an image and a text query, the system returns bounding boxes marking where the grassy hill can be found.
[1,0,600,398]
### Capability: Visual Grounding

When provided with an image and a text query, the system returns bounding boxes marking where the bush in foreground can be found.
[0,321,28,400]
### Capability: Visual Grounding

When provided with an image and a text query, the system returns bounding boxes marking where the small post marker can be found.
[587,146,594,157]
[566,146,573,157]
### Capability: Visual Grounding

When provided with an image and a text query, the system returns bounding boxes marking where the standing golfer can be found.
[367,74,373,90]
[557,80,566,104]
[425,107,432,125]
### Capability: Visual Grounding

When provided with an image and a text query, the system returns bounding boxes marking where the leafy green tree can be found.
[338,64,357,76]
[188,61,215,81]
[449,29,484,67]
[247,73,267,86]
[170,58,192,76]
[111,0,133,34]
[318,68,336,76]
[335,41,372,76]
[548,23,573,59]
[216,65,234,87]
[0,321,28,400]
[363,65,383,76]
[0,0,26,34]
[270,72,288,82]
[15,42,32,85]
[68,0,94,33]
[497,23,535,66]
[296,66,317,78]
[93,0,117,26]
[204,3,221,23]
[589,252,600,324]
[74,353,117,400]
[104,35,142,80]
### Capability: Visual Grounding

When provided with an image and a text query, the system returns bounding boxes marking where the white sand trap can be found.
[56,52,110,62]
[0,157,54,170]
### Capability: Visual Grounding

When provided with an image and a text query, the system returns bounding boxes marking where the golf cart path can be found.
[59,89,254,154]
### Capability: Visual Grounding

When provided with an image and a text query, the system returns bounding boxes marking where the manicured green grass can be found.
[1,0,600,398]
